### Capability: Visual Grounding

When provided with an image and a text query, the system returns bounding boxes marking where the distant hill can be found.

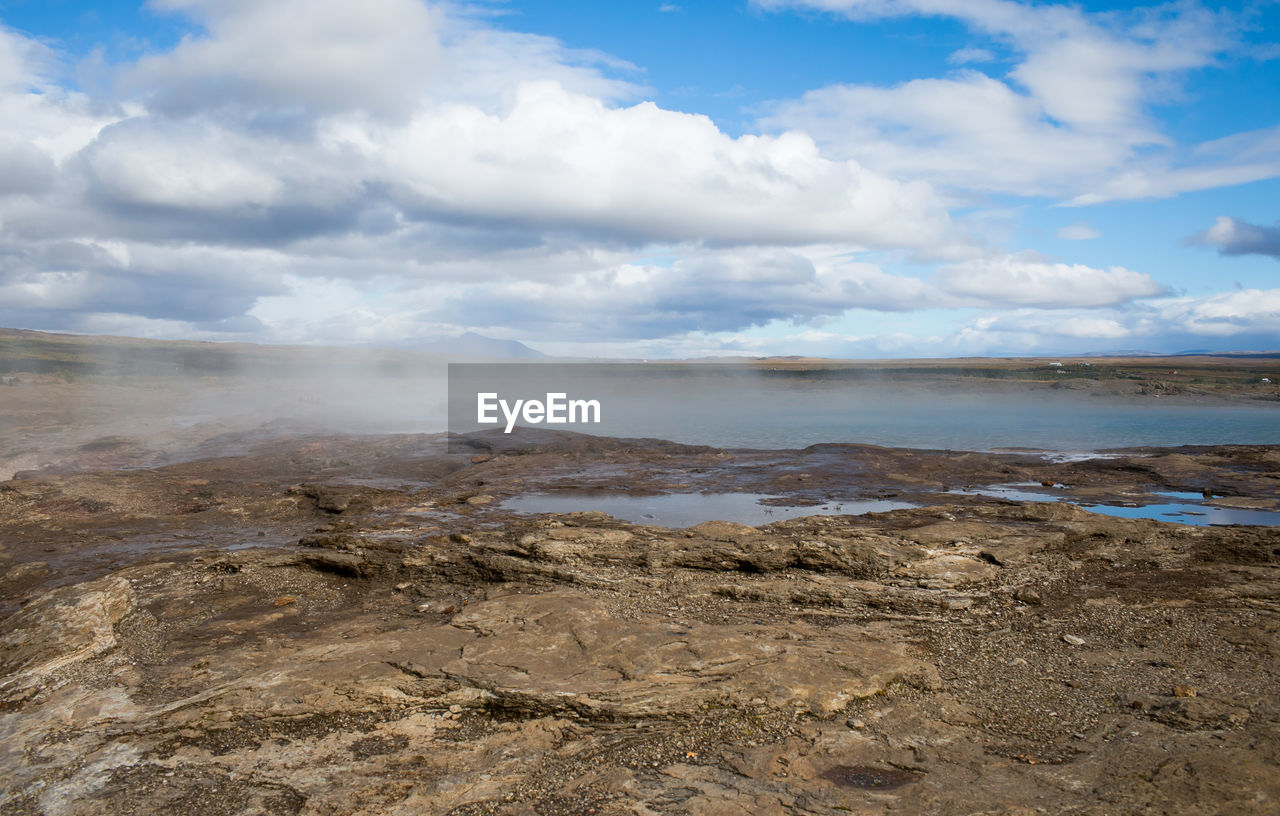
[0,327,547,379]
[401,332,547,359]
[1078,349,1280,359]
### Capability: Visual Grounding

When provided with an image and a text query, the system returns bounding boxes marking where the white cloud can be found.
[1189,215,1280,259]
[766,70,1143,197]
[376,81,955,249]
[0,1,960,254]
[756,0,1268,202]
[1057,222,1099,241]
[0,22,54,90]
[936,254,1164,308]
[1158,289,1280,336]
[125,0,444,118]
[0,2,970,345]
[1053,316,1129,339]
[947,288,1280,354]
[0,2,1265,356]
[0,26,119,163]
[950,309,1131,353]
[422,247,937,340]
[947,47,994,64]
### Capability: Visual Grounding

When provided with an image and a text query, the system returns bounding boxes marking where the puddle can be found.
[945,484,1280,527]
[1078,502,1280,526]
[1034,451,1132,463]
[1157,490,1209,501]
[947,483,1066,503]
[820,765,917,790]
[500,492,916,528]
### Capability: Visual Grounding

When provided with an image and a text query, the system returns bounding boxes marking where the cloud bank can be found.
[0,0,1275,356]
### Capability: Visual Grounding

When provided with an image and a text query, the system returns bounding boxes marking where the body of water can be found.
[502,492,915,527]
[505,489,1280,528]
[451,365,1280,451]
[944,485,1280,527]
[619,394,1280,451]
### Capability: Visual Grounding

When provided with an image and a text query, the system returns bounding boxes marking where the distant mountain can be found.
[402,332,548,359]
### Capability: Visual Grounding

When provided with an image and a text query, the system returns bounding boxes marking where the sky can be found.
[0,0,1277,358]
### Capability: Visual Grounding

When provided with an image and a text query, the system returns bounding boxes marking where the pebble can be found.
[1063,634,1085,646]
[417,602,459,614]
[1015,587,1043,605]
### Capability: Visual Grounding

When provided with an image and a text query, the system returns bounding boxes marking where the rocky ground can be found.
[1,429,1279,815]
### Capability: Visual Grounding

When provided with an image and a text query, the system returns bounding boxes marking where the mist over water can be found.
[449,364,1280,451]
[6,341,1280,483]
[0,335,451,478]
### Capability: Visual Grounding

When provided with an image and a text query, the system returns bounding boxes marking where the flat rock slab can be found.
[422,591,936,717]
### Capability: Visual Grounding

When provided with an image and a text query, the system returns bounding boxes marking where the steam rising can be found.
[3,334,1279,480]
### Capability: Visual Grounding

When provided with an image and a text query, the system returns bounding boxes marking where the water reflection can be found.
[501,492,916,528]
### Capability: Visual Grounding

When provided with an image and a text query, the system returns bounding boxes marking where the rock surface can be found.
[1,431,1278,815]
[0,575,135,703]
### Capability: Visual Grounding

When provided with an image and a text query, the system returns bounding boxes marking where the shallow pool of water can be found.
[1081,500,1280,526]
[501,492,917,528]
[945,484,1280,527]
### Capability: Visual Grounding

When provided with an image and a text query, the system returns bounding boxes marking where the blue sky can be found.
[0,0,1277,356]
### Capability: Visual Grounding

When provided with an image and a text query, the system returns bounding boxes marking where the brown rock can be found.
[0,576,135,702]
[1014,586,1043,605]
[437,592,936,718]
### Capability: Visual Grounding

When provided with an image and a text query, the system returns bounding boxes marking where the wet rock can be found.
[2,560,51,584]
[301,551,365,577]
[819,764,918,790]
[291,483,372,514]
